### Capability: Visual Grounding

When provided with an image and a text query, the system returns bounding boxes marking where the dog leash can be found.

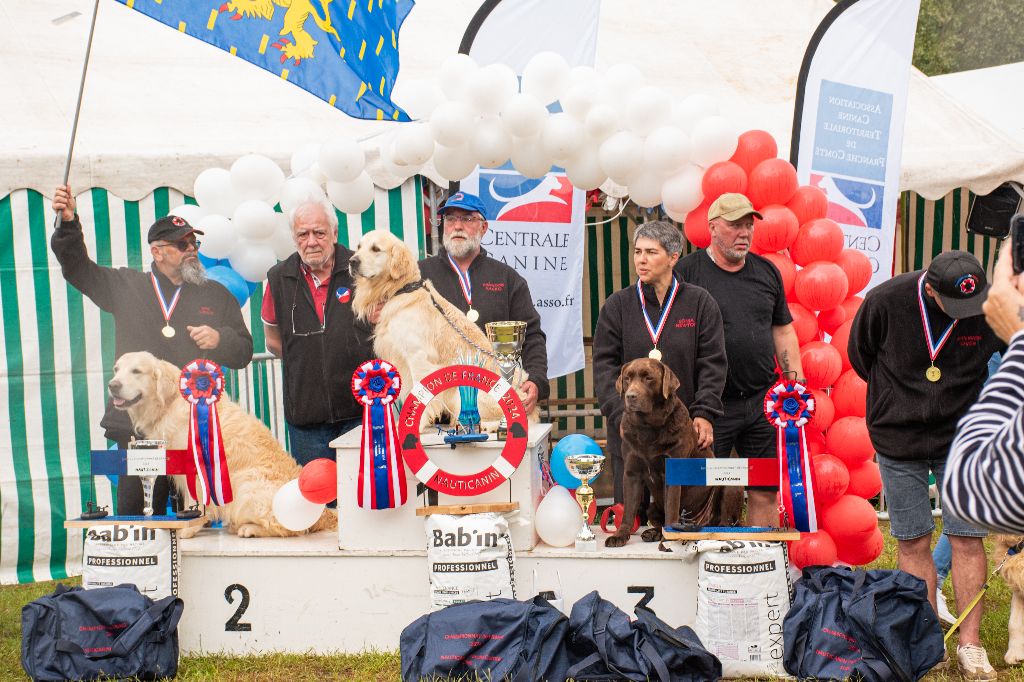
[943,537,1024,642]
[423,286,499,361]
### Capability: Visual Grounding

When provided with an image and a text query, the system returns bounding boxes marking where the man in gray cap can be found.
[675,192,804,528]
[51,184,253,514]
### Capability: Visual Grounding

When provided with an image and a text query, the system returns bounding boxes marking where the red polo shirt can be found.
[261,263,329,326]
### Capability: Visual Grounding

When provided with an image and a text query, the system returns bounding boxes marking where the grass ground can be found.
[1,522,1021,681]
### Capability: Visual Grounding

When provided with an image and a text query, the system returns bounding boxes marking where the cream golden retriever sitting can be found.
[108,351,336,538]
[994,534,1024,664]
[349,230,537,430]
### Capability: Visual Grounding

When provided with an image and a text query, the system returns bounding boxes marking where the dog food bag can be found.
[688,540,792,678]
[82,524,177,599]
[425,513,516,611]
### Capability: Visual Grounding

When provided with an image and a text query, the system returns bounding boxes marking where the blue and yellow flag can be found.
[116,0,413,121]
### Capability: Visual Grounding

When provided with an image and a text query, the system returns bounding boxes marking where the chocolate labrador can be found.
[606,358,741,548]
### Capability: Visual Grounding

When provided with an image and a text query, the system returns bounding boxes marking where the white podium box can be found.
[332,422,551,552]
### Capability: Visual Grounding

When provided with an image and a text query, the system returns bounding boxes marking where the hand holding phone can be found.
[1012,213,1024,275]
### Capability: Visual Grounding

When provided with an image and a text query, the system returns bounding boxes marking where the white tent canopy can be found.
[932,61,1024,151]
[4,0,1023,200]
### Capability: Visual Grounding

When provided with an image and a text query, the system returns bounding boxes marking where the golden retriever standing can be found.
[994,534,1024,664]
[108,351,336,538]
[349,230,537,430]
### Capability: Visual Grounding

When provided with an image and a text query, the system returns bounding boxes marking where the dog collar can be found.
[394,279,426,296]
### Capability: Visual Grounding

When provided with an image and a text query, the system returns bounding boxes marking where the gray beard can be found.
[443,232,482,260]
[180,258,207,285]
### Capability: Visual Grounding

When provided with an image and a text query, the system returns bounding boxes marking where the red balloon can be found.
[789,302,819,345]
[684,202,711,248]
[809,388,835,431]
[801,341,843,389]
[788,530,838,569]
[701,161,747,203]
[762,252,796,296]
[840,295,864,322]
[837,527,884,566]
[752,205,799,253]
[790,219,845,266]
[785,185,829,226]
[820,494,879,543]
[832,369,867,418]
[795,261,849,312]
[826,416,874,465]
[836,249,872,295]
[805,427,827,456]
[747,158,799,209]
[729,130,779,174]
[298,458,338,504]
[846,459,882,499]
[811,454,849,506]
[830,320,854,373]
[817,307,846,336]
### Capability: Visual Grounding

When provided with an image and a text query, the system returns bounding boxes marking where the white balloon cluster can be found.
[396,52,740,218]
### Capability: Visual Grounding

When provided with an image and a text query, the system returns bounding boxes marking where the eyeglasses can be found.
[290,276,326,337]
[444,215,484,224]
[156,238,201,252]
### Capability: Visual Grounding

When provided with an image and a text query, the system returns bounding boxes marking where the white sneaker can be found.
[936,589,957,625]
[957,644,997,681]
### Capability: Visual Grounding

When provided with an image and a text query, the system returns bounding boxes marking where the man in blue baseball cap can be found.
[419,191,549,413]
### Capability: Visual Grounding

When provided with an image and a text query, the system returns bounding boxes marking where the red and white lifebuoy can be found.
[397,365,528,496]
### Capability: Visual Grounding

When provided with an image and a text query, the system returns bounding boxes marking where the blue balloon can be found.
[550,434,604,490]
[206,265,251,306]
[197,252,219,268]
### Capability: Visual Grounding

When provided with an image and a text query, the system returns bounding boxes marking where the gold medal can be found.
[162,325,175,338]
[926,365,941,382]
[466,308,479,323]
[648,348,663,361]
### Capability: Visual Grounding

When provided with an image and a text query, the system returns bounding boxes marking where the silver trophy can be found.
[565,454,605,551]
[128,439,166,516]
[485,321,527,441]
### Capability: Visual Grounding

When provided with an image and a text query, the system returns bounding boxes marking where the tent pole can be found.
[55,0,102,228]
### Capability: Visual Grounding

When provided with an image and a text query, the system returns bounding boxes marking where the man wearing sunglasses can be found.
[50,184,254,515]
[418,192,548,413]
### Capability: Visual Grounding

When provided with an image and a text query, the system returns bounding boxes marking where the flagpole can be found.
[55,0,102,228]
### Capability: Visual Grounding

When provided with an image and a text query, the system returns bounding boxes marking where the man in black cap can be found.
[849,250,1003,680]
[51,184,253,515]
[418,191,548,413]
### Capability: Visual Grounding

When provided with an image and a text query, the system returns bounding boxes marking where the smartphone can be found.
[1013,213,1024,274]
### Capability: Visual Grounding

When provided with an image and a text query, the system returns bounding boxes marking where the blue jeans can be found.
[286,418,362,467]
[877,453,987,540]
[933,533,952,585]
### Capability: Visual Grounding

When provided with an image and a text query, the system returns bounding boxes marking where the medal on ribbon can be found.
[351,359,407,510]
[764,379,817,532]
[151,273,182,339]
[636,277,680,361]
[446,254,479,322]
[179,359,232,506]
[917,274,957,383]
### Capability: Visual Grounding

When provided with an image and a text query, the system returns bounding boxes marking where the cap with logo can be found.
[147,215,204,244]
[708,193,763,222]
[925,250,989,319]
[439,191,489,220]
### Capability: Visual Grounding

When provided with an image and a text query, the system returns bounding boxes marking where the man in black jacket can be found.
[51,184,254,515]
[263,197,374,466]
[418,192,548,413]
[849,250,1003,680]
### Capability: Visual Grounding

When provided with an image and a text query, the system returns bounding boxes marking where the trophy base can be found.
[574,537,598,552]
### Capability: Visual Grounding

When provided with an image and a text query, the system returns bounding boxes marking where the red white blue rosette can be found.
[764,379,817,532]
[351,359,407,510]
[179,359,232,506]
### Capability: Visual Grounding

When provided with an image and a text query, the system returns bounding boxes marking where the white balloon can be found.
[394,123,435,166]
[228,240,278,282]
[628,170,665,208]
[438,53,478,101]
[381,141,421,180]
[644,126,691,175]
[272,479,325,532]
[583,103,621,142]
[534,486,582,548]
[430,100,477,148]
[232,200,278,241]
[432,143,478,182]
[598,131,644,185]
[625,86,671,136]
[326,172,375,214]
[279,177,326,214]
[196,214,236,260]
[541,112,584,163]
[663,205,689,223]
[690,115,739,167]
[290,143,320,176]
[318,138,365,183]
[269,214,296,260]
[662,165,705,215]
[193,168,242,218]
[230,154,285,205]
[564,145,607,191]
[521,51,571,105]
[603,63,645,98]
[509,137,553,179]
[471,118,513,169]
[672,93,721,133]
[561,66,601,120]
[500,93,548,139]
[466,63,518,116]
[299,162,328,186]
[168,204,206,226]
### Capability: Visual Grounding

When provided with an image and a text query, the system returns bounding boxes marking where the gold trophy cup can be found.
[565,454,605,551]
[485,321,527,441]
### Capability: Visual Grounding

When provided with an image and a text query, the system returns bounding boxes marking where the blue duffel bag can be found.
[21,583,183,681]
